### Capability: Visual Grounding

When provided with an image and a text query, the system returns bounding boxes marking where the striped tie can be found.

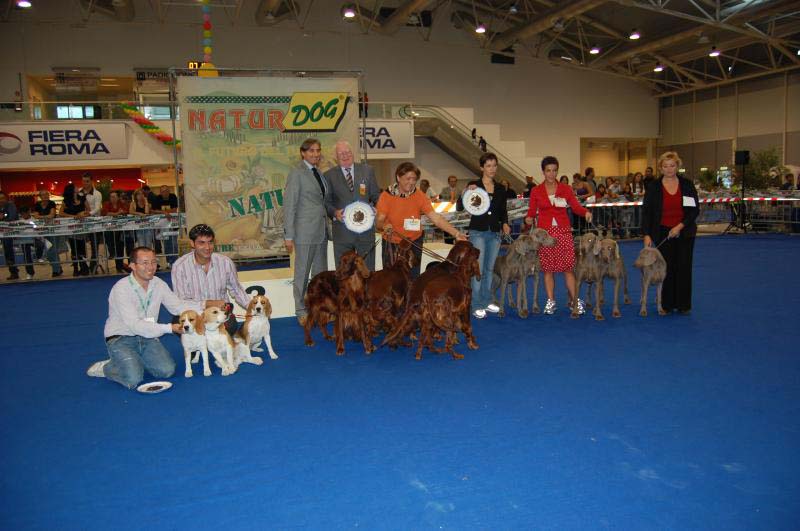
[345,168,354,192]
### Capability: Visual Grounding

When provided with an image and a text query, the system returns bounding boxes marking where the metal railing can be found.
[0,214,182,280]
[0,101,176,123]
[398,104,529,182]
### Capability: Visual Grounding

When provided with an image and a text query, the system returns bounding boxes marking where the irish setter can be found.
[334,250,375,356]
[303,271,338,347]
[365,239,416,337]
[383,241,481,359]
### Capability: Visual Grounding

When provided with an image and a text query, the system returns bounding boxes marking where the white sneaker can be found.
[87,360,109,378]
[472,309,487,319]
[485,303,501,313]
[25,274,33,280]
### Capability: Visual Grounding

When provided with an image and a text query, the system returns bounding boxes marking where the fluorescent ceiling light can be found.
[16,1,32,8]
[629,29,640,40]
[709,46,720,57]
[653,64,664,72]
[589,46,600,55]
[475,23,486,34]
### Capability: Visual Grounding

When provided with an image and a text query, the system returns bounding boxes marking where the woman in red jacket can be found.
[524,156,593,315]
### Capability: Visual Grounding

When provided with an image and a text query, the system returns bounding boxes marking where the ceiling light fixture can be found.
[475,23,486,34]
[709,46,720,57]
[16,1,32,8]
[341,5,356,19]
[589,45,600,55]
[509,4,518,14]
[629,29,640,40]
[653,64,664,72]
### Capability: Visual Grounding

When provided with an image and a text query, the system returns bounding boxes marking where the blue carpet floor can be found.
[1,234,799,530]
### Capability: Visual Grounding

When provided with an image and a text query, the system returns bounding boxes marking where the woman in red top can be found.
[524,156,593,315]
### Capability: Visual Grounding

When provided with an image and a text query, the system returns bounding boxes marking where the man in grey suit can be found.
[283,138,329,324]
[323,140,381,270]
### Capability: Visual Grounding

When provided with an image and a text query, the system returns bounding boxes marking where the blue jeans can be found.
[103,335,175,389]
[469,230,501,310]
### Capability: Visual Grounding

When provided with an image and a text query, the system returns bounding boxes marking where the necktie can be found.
[311,167,325,196]
[345,168,354,192]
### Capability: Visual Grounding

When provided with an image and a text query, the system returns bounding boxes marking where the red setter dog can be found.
[334,250,375,356]
[303,271,338,346]
[383,241,481,359]
[365,239,416,337]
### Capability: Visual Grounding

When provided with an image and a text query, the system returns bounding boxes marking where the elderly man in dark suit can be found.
[323,140,381,270]
[283,138,329,325]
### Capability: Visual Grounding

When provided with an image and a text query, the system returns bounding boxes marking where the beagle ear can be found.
[264,298,273,317]
[245,298,257,317]
[195,313,205,335]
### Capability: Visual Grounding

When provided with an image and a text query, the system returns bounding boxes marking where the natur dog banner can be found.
[178,75,359,259]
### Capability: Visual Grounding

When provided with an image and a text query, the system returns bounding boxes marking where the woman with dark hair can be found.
[641,151,699,314]
[631,172,645,197]
[524,156,592,315]
[376,162,466,278]
[457,153,510,319]
[59,183,90,276]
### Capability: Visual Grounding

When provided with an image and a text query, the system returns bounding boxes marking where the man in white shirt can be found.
[87,246,203,390]
[171,224,251,333]
[78,172,103,274]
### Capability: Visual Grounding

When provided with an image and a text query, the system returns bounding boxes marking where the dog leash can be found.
[385,230,458,266]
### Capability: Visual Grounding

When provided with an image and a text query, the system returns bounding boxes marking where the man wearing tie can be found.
[283,138,329,325]
[323,140,381,270]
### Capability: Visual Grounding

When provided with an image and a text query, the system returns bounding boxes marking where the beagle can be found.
[202,306,236,376]
[234,295,277,363]
[179,310,210,378]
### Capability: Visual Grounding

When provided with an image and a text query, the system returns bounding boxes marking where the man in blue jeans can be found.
[87,246,203,390]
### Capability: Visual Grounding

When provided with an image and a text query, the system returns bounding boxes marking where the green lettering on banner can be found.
[216,244,233,252]
[228,197,246,217]
[274,189,283,206]
[260,191,273,210]
[247,195,264,214]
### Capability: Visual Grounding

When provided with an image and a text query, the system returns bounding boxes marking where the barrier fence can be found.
[2,196,800,281]
[0,214,182,279]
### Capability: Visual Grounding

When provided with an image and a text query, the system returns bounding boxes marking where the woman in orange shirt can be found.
[524,156,593,315]
[376,162,466,277]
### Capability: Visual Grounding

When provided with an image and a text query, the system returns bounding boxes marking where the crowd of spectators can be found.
[1,173,180,280]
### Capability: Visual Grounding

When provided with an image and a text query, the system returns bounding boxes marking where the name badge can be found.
[553,197,568,208]
[682,196,697,207]
[144,317,155,323]
[359,182,366,196]
[404,218,421,231]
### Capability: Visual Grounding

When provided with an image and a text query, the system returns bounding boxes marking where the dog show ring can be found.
[343,201,375,234]
[462,188,491,216]
[136,381,173,394]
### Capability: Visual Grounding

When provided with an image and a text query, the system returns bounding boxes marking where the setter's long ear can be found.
[194,311,205,335]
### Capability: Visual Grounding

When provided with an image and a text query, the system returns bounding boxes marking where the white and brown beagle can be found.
[202,306,236,376]
[235,295,277,362]
[179,310,210,378]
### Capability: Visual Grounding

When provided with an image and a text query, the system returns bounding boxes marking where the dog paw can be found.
[203,370,212,376]
[499,310,506,318]
[612,309,621,318]
[269,352,279,360]
[658,309,668,316]
[519,310,529,319]
[624,297,631,305]
[184,371,193,378]
[570,311,580,319]
[336,349,345,356]
[532,306,540,314]
[594,314,605,321]
[467,341,479,350]
[251,346,263,352]
[451,352,465,360]
[251,356,264,365]
[221,369,233,376]
[639,309,648,317]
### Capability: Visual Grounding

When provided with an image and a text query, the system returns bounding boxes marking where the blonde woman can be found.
[641,152,700,314]
[129,188,154,249]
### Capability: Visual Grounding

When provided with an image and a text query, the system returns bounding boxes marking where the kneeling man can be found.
[88,246,203,390]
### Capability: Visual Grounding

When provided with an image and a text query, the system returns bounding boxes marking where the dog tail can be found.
[380,304,416,347]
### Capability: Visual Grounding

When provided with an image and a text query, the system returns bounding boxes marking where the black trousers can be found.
[655,226,695,312]
[382,237,423,278]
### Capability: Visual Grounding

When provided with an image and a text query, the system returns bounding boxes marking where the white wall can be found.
[0,2,658,176]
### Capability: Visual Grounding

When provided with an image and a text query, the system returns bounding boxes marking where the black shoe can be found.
[6,273,19,280]
[52,271,63,278]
